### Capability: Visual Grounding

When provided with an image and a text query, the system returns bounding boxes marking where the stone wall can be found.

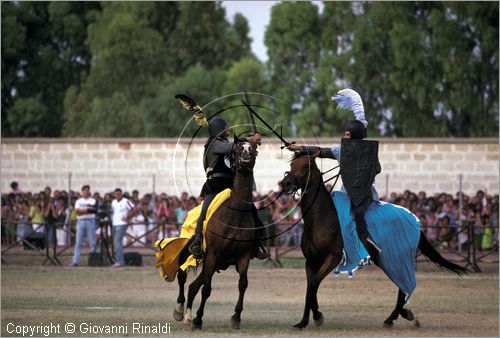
[1,138,498,197]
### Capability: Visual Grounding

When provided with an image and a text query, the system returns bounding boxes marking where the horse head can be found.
[233,136,258,173]
[280,151,320,195]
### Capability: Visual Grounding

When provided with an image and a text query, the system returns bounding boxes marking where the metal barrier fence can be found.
[1,220,498,271]
[268,222,499,272]
[0,219,170,266]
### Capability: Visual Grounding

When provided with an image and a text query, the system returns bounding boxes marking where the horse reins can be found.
[320,164,339,176]
[285,163,341,197]
[321,164,341,193]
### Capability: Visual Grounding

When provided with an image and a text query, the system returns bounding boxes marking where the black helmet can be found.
[208,117,228,138]
[345,119,366,139]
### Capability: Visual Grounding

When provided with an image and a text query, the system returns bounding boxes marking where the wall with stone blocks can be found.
[1,138,498,197]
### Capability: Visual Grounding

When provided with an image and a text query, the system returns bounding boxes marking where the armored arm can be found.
[302,146,336,159]
[287,144,335,158]
[211,139,234,155]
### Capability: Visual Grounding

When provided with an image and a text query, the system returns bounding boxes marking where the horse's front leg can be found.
[191,255,216,330]
[294,259,316,329]
[294,254,341,329]
[173,269,187,321]
[309,254,341,326]
[231,255,251,330]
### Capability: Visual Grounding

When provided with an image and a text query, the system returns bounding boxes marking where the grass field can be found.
[1,256,498,337]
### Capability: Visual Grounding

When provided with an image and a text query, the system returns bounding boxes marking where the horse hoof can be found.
[183,308,192,327]
[313,312,324,326]
[383,320,394,328]
[231,317,241,330]
[173,309,183,321]
[293,321,308,329]
[173,304,184,321]
[414,319,421,327]
[182,316,192,328]
[403,309,414,321]
[190,322,202,330]
[191,317,203,330]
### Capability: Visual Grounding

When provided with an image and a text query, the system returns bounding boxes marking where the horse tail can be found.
[418,231,468,276]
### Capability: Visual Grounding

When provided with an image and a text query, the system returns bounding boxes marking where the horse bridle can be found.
[283,164,341,196]
[235,142,257,174]
[282,170,307,196]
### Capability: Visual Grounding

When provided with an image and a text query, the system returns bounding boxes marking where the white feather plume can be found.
[331,88,368,128]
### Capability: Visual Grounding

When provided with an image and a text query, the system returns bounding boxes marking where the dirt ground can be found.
[1,256,498,337]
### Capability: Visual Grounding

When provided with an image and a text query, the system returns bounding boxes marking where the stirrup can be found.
[189,237,203,259]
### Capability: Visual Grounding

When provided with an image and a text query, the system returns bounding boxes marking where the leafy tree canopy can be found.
[2,1,497,138]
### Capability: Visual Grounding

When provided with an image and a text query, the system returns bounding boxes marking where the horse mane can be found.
[233,134,253,145]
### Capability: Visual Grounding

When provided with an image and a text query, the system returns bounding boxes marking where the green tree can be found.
[359,2,499,137]
[63,4,166,136]
[62,85,88,137]
[62,2,254,137]
[87,93,144,137]
[7,96,49,137]
[304,2,498,137]
[48,2,101,86]
[221,56,271,134]
[109,2,180,39]
[166,2,249,75]
[85,7,165,101]
[298,2,356,137]
[265,1,321,136]
[1,1,100,137]
[428,2,499,136]
[4,2,255,137]
[139,64,226,137]
[355,2,442,136]
[224,57,266,94]
[1,2,27,133]
[225,13,253,62]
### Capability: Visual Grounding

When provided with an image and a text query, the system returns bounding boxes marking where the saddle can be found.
[154,189,232,281]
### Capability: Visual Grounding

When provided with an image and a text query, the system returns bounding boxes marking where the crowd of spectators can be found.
[382,189,498,252]
[0,182,201,249]
[1,181,498,253]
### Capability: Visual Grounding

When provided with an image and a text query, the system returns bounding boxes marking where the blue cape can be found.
[332,191,420,301]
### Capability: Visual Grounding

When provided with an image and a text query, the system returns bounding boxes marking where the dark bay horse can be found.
[280,152,467,329]
[174,139,260,330]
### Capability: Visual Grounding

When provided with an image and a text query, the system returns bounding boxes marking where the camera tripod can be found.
[96,219,114,266]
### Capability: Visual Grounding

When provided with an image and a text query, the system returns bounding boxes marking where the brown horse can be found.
[176,139,260,330]
[280,152,467,329]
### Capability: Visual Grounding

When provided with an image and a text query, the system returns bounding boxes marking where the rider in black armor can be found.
[188,116,269,260]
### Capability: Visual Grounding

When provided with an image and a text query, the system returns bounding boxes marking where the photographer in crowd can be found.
[71,185,97,267]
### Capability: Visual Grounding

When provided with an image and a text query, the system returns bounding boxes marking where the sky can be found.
[222,1,323,62]
[222,1,278,62]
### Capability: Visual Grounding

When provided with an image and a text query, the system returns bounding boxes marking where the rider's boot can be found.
[354,209,380,263]
[365,237,381,262]
[188,195,214,260]
[360,235,382,263]
[188,234,203,259]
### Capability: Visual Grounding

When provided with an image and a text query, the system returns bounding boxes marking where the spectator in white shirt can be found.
[71,185,96,267]
[111,188,135,267]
